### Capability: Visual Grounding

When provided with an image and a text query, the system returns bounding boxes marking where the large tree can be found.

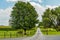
[9,1,38,35]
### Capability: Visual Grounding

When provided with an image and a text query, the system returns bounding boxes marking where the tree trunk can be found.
[46,28,48,35]
[24,29,26,35]
[47,29,48,35]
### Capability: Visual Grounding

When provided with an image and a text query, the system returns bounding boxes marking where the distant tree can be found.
[49,7,60,31]
[38,22,43,27]
[55,7,60,26]
[9,1,38,35]
[42,7,60,32]
[42,8,52,28]
[54,7,60,31]
[50,9,57,31]
[42,8,53,35]
[43,18,52,28]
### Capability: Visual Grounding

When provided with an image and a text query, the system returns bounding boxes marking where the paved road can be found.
[0,28,60,40]
[45,35,60,40]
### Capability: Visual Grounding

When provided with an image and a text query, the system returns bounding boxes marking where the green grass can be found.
[40,26,60,35]
[0,26,37,38]
[0,26,11,28]
[18,27,37,37]
[0,31,17,38]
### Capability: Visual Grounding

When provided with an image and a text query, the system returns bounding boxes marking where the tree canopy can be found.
[42,7,60,31]
[9,1,39,34]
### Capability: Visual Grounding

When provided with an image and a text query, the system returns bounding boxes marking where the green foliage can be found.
[51,7,60,31]
[41,27,60,35]
[42,6,60,31]
[10,1,38,35]
[0,27,37,38]
[55,7,60,26]
[43,18,52,28]
[42,8,52,28]
[38,22,43,27]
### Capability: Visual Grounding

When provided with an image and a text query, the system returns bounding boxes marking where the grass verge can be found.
[40,26,60,35]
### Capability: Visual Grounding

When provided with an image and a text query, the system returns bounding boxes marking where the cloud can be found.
[0,7,12,25]
[46,5,59,9]
[30,2,59,22]
[38,0,42,3]
[6,0,18,2]
[6,0,30,2]
[6,0,42,3]
[30,2,46,21]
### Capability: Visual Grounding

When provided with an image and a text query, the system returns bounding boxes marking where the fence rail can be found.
[0,32,23,38]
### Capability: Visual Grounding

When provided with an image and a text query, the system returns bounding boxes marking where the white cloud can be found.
[30,2,46,21]
[6,0,30,2]
[6,0,42,3]
[7,0,18,2]
[46,5,59,9]
[0,7,12,26]
[30,2,59,22]
[38,0,42,3]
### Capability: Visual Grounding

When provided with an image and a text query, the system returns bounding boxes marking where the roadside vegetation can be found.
[0,26,37,38]
[40,26,60,35]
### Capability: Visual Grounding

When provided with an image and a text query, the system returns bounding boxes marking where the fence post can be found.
[16,33,18,37]
[4,32,6,38]
[0,32,1,37]
[10,32,11,38]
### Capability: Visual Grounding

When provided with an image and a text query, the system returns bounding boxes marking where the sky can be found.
[0,0,60,26]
